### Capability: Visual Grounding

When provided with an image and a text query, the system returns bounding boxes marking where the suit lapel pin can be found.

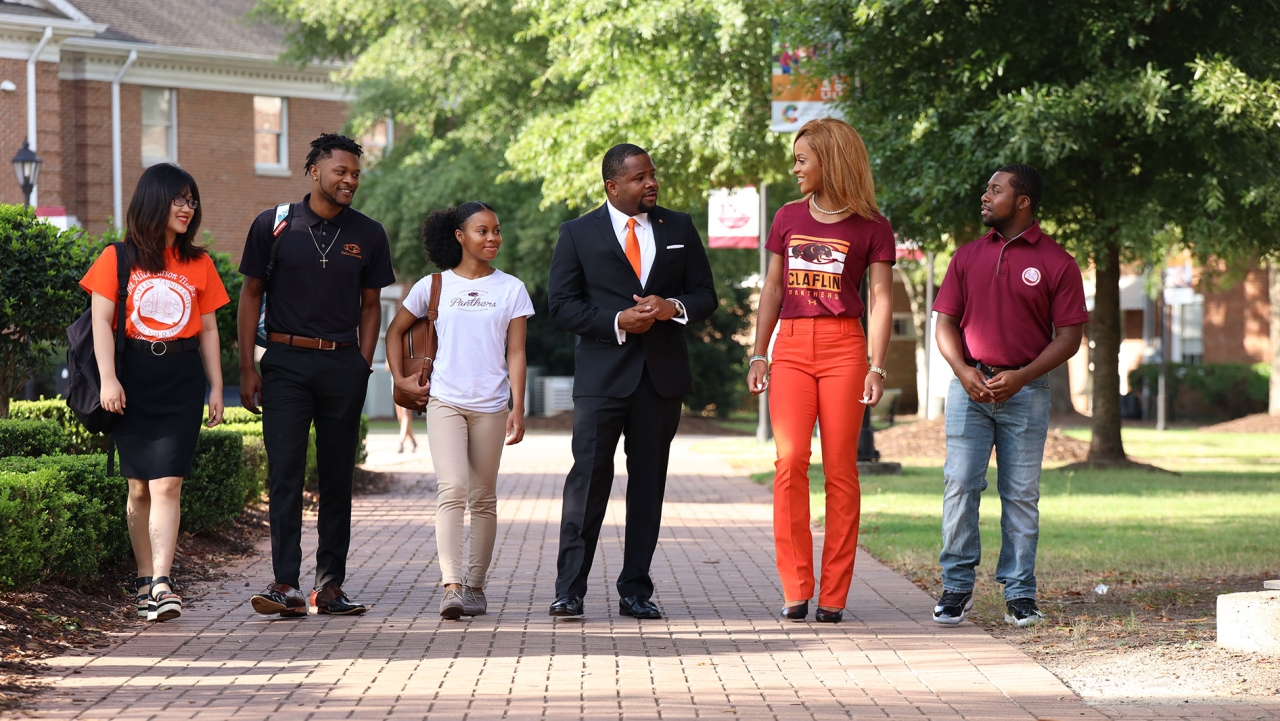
[658,219,663,224]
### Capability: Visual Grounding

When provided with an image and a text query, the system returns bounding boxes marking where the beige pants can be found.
[426,398,507,587]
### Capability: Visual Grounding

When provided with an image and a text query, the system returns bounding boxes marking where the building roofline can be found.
[60,35,344,70]
[0,12,105,35]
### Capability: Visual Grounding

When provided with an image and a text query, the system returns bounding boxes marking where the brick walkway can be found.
[16,433,1276,720]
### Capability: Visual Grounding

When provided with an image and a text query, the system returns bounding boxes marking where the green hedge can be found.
[0,469,98,588]
[8,399,108,455]
[0,418,66,458]
[0,454,127,566]
[1128,362,1270,421]
[185,430,249,533]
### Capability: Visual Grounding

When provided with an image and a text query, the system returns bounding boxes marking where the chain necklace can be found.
[810,195,851,216]
[307,225,341,268]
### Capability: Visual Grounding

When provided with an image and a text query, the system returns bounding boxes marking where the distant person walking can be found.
[238,133,395,618]
[547,143,717,620]
[747,118,895,623]
[80,163,229,622]
[930,164,1088,628]
[386,201,533,620]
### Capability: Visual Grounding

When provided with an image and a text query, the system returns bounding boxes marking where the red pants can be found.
[769,316,867,608]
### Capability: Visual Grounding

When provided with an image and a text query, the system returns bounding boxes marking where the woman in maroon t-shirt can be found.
[747,118,896,623]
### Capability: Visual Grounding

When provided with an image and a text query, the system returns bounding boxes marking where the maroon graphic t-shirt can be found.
[765,201,897,318]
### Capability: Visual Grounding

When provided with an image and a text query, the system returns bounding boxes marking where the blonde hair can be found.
[795,118,880,220]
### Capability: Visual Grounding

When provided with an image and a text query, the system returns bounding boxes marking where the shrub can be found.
[8,398,108,455]
[0,469,78,588]
[0,418,66,458]
[184,430,247,533]
[0,454,128,565]
[241,435,267,504]
[1128,362,1270,421]
[222,407,263,425]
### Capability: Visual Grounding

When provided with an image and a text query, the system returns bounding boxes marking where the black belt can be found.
[975,361,1022,376]
[125,337,201,355]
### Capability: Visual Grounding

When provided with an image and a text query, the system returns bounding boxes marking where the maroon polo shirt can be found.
[933,221,1089,368]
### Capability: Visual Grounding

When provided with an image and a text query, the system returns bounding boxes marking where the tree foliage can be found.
[254,0,791,415]
[0,206,99,418]
[786,0,1280,460]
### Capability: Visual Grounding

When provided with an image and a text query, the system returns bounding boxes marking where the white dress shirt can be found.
[606,200,688,344]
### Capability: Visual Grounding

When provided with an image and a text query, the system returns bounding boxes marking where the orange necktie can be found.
[625,218,642,280]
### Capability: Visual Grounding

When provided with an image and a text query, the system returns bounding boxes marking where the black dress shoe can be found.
[618,596,662,619]
[781,601,808,620]
[814,607,844,623]
[309,584,368,616]
[549,595,584,617]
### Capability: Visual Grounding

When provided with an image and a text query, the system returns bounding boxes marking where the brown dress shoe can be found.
[309,584,368,616]
[251,582,307,617]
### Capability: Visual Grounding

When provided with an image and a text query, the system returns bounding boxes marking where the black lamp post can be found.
[12,140,42,207]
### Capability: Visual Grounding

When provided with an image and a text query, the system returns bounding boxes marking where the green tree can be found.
[0,206,99,418]
[788,1,1280,463]
[255,0,795,415]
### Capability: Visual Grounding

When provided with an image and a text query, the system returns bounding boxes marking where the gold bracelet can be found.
[868,366,887,380]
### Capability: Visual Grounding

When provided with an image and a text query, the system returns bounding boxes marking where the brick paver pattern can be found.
[19,434,1278,720]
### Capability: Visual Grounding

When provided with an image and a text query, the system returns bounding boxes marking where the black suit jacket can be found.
[548,203,717,399]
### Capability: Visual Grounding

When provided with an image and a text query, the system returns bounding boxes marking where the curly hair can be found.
[995,164,1044,212]
[421,201,495,269]
[303,133,363,173]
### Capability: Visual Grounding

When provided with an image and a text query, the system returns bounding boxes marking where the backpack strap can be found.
[263,202,294,290]
[108,241,131,477]
[426,273,442,319]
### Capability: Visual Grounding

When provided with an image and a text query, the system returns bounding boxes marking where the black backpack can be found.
[65,242,130,472]
[255,202,294,347]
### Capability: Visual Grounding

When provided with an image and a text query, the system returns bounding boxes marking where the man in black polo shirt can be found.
[237,133,395,617]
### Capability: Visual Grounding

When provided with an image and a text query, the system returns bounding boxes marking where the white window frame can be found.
[253,96,290,177]
[359,113,395,165]
[141,87,177,167]
[890,312,916,340]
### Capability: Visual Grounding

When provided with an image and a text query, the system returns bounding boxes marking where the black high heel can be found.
[815,607,844,623]
[780,600,808,620]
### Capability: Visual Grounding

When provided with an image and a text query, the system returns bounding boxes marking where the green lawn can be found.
[1060,427,1280,473]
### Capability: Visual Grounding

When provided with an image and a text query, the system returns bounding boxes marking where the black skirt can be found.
[114,347,206,480]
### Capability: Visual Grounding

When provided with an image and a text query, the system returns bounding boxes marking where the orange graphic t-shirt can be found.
[79,244,230,341]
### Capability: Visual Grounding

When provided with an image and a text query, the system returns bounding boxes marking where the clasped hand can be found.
[958,367,1026,404]
[618,295,677,334]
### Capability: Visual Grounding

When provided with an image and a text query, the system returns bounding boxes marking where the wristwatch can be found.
[868,366,887,380]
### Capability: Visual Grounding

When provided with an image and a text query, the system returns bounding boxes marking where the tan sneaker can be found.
[462,586,487,616]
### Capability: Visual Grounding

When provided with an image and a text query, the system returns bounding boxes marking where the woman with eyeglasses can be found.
[80,163,230,622]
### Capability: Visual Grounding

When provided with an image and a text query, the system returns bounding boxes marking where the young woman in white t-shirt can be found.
[385,201,534,620]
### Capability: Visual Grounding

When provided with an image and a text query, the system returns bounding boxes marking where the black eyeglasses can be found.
[172,197,199,209]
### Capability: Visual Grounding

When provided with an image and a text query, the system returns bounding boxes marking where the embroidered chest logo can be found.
[1022,268,1042,286]
[341,243,362,259]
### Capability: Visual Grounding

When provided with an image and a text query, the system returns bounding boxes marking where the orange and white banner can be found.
[772,44,845,133]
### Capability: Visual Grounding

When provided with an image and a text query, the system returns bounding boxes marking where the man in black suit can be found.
[547,144,717,620]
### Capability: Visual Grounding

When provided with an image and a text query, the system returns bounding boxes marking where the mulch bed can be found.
[1202,413,1280,434]
[524,413,750,436]
[874,417,1092,462]
[0,505,270,711]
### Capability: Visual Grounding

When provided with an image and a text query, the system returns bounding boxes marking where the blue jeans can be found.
[939,374,1050,601]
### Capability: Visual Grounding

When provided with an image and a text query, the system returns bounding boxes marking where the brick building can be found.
[0,0,374,261]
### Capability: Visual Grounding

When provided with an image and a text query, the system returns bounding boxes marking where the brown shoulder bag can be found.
[392,273,442,412]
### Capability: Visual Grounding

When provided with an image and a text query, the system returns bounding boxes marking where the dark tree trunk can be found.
[1088,239,1127,461]
[1048,361,1084,421]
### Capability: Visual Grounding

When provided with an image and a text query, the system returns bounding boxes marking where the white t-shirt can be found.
[402,269,535,413]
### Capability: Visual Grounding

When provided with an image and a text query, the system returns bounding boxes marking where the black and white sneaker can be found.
[932,590,973,626]
[1004,598,1045,627]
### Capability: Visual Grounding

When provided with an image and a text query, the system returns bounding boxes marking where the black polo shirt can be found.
[240,194,396,344]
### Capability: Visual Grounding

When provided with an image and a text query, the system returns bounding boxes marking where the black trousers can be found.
[260,343,370,590]
[555,368,682,600]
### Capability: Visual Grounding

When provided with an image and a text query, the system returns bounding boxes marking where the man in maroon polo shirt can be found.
[930,164,1088,628]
